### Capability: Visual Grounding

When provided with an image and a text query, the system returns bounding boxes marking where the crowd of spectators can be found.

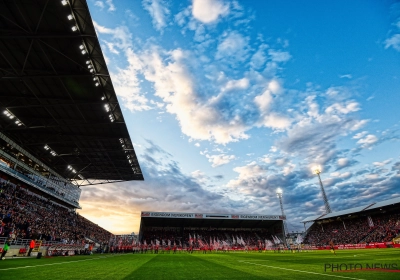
[0,178,112,247]
[304,212,400,246]
[141,228,275,248]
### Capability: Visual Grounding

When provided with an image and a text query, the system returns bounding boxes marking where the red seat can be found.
[19,248,27,253]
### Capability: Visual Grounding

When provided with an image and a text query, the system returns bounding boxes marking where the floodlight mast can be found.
[276,188,288,237]
[312,166,332,214]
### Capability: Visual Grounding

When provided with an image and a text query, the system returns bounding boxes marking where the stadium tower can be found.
[312,166,332,214]
[276,188,288,237]
[0,0,143,210]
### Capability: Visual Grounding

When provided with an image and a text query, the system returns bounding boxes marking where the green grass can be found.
[0,249,399,279]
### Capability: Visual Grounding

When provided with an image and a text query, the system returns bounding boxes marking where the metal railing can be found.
[0,164,80,208]
[0,237,67,247]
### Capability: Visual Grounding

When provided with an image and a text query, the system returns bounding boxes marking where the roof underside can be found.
[0,0,144,185]
[140,217,281,229]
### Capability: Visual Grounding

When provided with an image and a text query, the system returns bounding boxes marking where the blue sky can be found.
[77,0,400,234]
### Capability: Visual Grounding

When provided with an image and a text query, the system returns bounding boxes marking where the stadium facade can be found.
[139,211,286,247]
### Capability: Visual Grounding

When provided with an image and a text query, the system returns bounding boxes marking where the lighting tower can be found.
[312,165,332,214]
[276,188,288,236]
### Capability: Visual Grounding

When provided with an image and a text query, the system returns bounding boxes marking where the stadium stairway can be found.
[357,227,379,244]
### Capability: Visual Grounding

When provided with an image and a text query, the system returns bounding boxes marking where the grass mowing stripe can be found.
[238,261,366,280]
[0,254,125,271]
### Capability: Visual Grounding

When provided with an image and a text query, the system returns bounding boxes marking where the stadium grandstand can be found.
[0,0,143,256]
[302,197,400,248]
[135,211,286,251]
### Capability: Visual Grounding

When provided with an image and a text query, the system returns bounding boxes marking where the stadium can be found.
[0,0,399,279]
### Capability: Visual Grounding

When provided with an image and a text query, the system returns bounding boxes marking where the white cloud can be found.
[260,113,291,130]
[353,131,368,139]
[337,158,349,167]
[222,78,249,92]
[385,34,400,51]
[350,119,369,131]
[106,0,116,11]
[250,44,268,69]
[143,0,170,32]
[192,0,229,24]
[191,170,208,184]
[254,80,291,130]
[325,101,360,115]
[194,143,200,147]
[339,74,352,79]
[277,89,369,166]
[268,49,291,62]
[215,31,249,62]
[254,88,273,113]
[104,41,120,54]
[282,162,296,176]
[330,171,351,178]
[93,22,132,50]
[373,158,392,167]
[112,49,150,111]
[366,173,379,179]
[93,22,150,112]
[357,134,378,149]
[227,162,267,189]
[95,1,105,10]
[206,154,236,167]
[140,48,251,144]
[254,80,281,113]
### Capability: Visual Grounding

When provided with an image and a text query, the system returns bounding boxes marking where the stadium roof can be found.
[301,196,400,223]
[0,0,143,185]
[140,212,285,229]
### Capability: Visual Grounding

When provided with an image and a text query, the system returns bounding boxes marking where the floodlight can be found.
[61,0,68,6]
[67,15,73,20]
[71,26,78,31]
[276,188,283,195]
[86,60,91,64]
[101,97,105,100]
[79,45,84,50]
[90,69,94,73]
[81,50,86,55]
[312,165,321,174]
[95,82,99,86]
[88,65,92,69]
[3,110,8,114]
[9,115,14,119]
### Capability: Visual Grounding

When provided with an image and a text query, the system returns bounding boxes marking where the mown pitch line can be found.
[238,261,365,280]
[0,254,126,271]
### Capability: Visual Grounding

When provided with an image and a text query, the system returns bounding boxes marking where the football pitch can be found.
[0,249,399,279]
